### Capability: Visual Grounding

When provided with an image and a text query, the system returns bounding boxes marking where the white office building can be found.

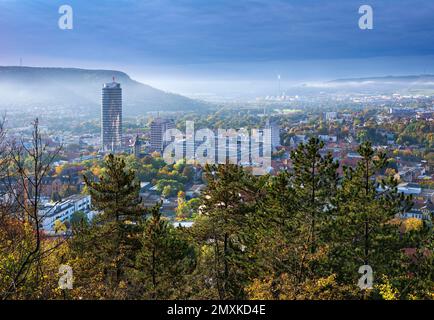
[265,119,281,150]
[150,118,176,152]
[39,195,92,231]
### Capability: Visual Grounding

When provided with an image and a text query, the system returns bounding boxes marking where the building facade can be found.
[101,80,122,152]
[265,119,281,150]
[39,194,92,232]
[133,134,142,158]
[150,118,175,152]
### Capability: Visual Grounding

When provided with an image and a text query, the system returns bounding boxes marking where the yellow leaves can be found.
[177,191,186,199]
[91,166,102,177]
[403,218,423,233]
[408,293,418,300]
[300,274,346,300]
[376,276,399,300]
[316,274,337,288]
[118,281,127,289]
[54,220,67,234]
[245,277,274,300]
[54,165,63,176]
[247,272,362,300]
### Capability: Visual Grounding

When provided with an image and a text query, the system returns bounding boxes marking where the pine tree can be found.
[247,138,340,299]
[248,170,299,299]
[192,163,262,299]
[289,137,339,285]
[73,154,144,298]
[326,142,410,298]
[131,203,195,299]
[84,154,142,223]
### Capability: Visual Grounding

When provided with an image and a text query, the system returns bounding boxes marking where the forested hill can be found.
[0,66,210,115]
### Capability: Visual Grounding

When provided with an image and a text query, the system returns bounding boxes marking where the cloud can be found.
[0,0,434,67]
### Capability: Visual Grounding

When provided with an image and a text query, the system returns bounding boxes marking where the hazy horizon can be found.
[2,0,434,98]
[3,55,434,101]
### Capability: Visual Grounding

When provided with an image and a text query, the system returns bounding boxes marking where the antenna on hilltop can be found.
[19,58,23,67]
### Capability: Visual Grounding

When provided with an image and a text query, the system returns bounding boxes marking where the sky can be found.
[1,0,434,96]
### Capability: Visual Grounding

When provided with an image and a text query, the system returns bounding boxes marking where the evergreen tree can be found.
[326,142,410,298]
[289,137,339,285]
[192,164,261,299]
[131,203,195,299]
[84,154,143,223]
[72,154,144,298]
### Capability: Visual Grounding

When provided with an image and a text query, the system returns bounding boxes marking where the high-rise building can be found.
[101,80,122,152]
[150,118,175,152]
[265,119,281,150]
[133,134,142,158]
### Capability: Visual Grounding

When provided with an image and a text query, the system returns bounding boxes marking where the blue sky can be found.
[1,0,434,94]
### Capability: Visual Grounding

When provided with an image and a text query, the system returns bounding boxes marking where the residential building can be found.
[398,182,422,196]
[39,194,92,232]
[319,135,338,143]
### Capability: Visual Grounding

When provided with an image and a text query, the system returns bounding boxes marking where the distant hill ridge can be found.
[0,66,209,115]
[330,74,434,83]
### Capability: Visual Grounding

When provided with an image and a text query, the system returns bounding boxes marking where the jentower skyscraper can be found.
[101,79,122,152]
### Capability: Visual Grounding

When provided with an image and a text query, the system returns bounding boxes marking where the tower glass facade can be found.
[101,81,122,152]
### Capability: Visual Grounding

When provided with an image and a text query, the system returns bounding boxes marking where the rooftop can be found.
[103,81,121,89]
[398,182,421,189]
